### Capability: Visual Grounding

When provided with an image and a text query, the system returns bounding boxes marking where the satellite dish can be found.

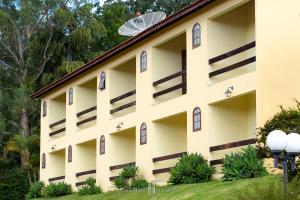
[118,11,166,37]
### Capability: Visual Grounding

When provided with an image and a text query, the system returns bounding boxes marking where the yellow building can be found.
[31,0,300,191]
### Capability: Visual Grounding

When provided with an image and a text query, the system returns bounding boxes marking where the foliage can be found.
[233,176,300,200]
[78,177,102,195]
[257,101,300,158]
[114,165,148,190]
[25,181,44,199]
[0,165,30,200]
[222,145,268,181]
[42,182,72,198]
[169,153,215,185]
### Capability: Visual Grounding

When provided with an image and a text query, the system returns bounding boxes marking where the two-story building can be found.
[31,0,300,191]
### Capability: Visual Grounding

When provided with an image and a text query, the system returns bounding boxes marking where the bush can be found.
[222,145,267,181]
[25,181,44,199]
[114,165,148,190]
[42,182,72,197]
[169,153,215,185]
[78,177,102,195]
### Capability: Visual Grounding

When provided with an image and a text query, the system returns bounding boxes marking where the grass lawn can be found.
[37,176,282,200]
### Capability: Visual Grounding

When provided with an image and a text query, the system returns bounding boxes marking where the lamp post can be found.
[266,130,300,199]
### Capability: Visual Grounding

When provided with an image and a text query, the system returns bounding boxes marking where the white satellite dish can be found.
[118,11,166,37]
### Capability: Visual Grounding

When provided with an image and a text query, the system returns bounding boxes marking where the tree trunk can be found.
[20,107,29,137]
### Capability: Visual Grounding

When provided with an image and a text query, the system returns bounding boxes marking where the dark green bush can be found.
[169,153,215,185]
[78,177,102,195]
[222,145,267,181]
[42,182,72,197]
[130,177,149,189]
[114,165,148,190]
[25,181,44,199]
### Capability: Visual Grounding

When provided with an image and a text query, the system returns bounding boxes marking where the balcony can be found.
[49,93,66,137]
[152,32,186,103]
[109,127,136,182]
[48,149,65,183]
[76,78,97,128]
[152,112,187,181]
[110,57,136,117]
[207,0,255,83]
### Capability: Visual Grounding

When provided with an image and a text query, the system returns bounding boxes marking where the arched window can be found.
[68,145,72,163]
[99,72,106,90]
[69,88,73,105]
[193,107,201,132]
[100,135,105,155]
[42,101,47,117]
[140,123,147,145]
[140,51,147,72]
[42,153,46,169]
[192,23,201,48]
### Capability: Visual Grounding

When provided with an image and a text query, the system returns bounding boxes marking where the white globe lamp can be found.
[266,130,287,152]
[285,133,300,154]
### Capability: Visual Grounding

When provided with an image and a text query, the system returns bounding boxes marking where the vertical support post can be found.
[282,158,288,200]
[181,50,187,95]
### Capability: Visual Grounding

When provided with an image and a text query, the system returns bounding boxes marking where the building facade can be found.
[32,0,300,191]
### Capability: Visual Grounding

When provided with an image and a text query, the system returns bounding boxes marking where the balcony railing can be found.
[153,70,186,98]
[109,162,135,181]
[110,90,136,114]
[49,118,66,137]
[152,152,186,175]
[76,106,97,126]
[48,175,65,182]
[76,169,96,177]
[209,138,256,165]
[209,41,256,78]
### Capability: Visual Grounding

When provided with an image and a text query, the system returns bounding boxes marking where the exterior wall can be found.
[39,0,300,192]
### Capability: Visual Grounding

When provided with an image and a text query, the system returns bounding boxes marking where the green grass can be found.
[37,176,282,200]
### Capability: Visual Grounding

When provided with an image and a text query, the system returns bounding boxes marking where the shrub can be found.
[222,145,268,181]
[42,182,72,197]
[78,177,102,195]
[114,165,148,190]
[169,153,215,185]
[25,181,44,199]
[130,177,148,189]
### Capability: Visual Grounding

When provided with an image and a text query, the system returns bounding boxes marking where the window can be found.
[193,107,201,131]
[192,23,201,48]
[100,135,105,155]
[42,101,47,117]
[140,123,147,145]
[69,88,73,105]
[42,153,46,169]
[140,51,147,72]
[68,145,72,163]
[99,72,106,90]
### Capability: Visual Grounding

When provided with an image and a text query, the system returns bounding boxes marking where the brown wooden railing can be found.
[76,169,96,177]
[153,152,187,162]
[110,162,136,171]
[210,159,224,166]
[76,181,86,186]
[209,41,256,78]
[49,119,66,128]
[76,106,97,126]
[48,175,65,182]
[209,138,256,152]
[49,128,66,137]
[153,70,186,98]
[109,176,119,181]
[110,90,136,114]
[152,152,186,175]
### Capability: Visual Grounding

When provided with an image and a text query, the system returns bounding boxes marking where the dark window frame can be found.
[42,101,47,117]
[140,51,147,72]
[100,135,105,155]
[99,72,106,90]
[192,23,201,48]
[69,88,73,105]
[193,107,201,132]
[140,123,147,145]
[68,145,72,163]
[42,153,46,168]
